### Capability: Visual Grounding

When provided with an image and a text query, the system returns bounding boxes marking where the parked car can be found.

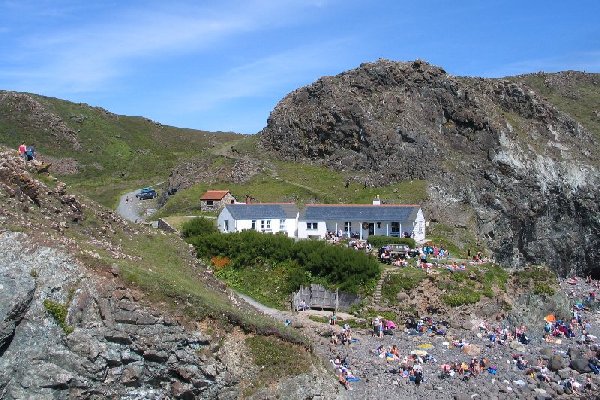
[135,187,157,200]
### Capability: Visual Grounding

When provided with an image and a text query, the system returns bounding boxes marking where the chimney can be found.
[373,195,381,205]
[245,195,251,204]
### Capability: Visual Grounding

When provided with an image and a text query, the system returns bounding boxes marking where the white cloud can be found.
[1,1,332,94]
[177,37,352,112]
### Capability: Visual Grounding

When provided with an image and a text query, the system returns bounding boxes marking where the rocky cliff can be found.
[259,60,600,277]
[0,232,233,399]
[0,149,336,399]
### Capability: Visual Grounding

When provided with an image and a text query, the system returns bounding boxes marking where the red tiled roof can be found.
[200,190,230,200]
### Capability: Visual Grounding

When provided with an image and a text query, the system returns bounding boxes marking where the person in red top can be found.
[18,143,26,159]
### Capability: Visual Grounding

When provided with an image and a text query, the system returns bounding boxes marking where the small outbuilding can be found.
[200,190,236,212]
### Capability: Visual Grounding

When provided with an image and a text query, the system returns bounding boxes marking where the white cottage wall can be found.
[217,208,233,233]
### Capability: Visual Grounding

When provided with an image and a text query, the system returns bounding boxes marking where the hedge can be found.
[367,235,416,249]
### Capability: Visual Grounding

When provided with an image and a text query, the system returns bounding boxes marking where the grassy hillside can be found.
[514,72,600,140]
[0,91,241,206]
[154,155,429,218]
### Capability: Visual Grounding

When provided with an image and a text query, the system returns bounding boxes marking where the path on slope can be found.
[115,183,163,222]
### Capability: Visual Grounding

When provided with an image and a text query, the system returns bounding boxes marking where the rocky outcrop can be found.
[0,231,231,399]
[259,59,600,277]
[0,92,81,150]
[160,154,264,207]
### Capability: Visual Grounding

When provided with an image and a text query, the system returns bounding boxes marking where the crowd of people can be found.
[322,279,599,395]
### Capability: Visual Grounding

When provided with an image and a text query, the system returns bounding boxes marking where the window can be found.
[251,220,256,230]
[391,222,400,233]
[260,220,271,230]
[306,222,318,230]
[344,221,352,232]
[206,200,214,206]
[280,219,286,231]
[224,220,229,232]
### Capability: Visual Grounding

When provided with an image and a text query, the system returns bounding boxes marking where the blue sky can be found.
[1,1,599,134]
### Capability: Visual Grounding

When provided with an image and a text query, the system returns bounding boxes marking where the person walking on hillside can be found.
[18,143,26,160]
[25,144,35,161]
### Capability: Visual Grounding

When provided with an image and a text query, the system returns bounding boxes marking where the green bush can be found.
[367,235,416,249]
[43,299,74,335]
[181,217,218,238]
[187,230,380,295]
[533,283,555,296]
[443,289,481,307]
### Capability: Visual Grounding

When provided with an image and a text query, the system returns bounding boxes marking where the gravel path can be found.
[115,188,160,223]
[115,190,143,222]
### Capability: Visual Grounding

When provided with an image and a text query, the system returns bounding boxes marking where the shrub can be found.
[367,235,416,249]
[210,256,230,270]
[181,217,217,238]
[244,335,312,396]
[43,299,74,334]
[443,289,480,307]
[533,283,555,296]
[189,230,381,295]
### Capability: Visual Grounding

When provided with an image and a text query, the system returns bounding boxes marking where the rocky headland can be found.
[259,60,600,278]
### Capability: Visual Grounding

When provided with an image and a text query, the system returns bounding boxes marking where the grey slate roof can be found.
[225,203,298,220]
[300,205,420,222]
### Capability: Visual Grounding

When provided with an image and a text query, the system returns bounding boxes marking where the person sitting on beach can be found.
[337,369,351,390]
[516,356,528,370]
[469,358,480,376]
[330,332,339,346]
[440,364,452,378]
[390,344,400,359]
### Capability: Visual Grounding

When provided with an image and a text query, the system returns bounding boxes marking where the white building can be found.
[298,201,425,242]
[217,203,299,238]
[217,198,426,242]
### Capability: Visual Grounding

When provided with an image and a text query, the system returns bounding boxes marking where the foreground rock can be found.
[0,231,232,399]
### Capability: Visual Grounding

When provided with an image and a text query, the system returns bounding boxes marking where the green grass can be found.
[381,267,427,304]
[155,160,429,218]
[514,265,557,296]
[0,91,240,207]
[442,289,481,307]
[105,232,305,344]
[216,262,310,310]
[426,222,481,259]
[379,263,509,308]
[244,335,313,396]
[516,74,600,141]
[438,263,509,306]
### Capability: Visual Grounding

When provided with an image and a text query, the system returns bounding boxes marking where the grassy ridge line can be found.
[0,91,241,206]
